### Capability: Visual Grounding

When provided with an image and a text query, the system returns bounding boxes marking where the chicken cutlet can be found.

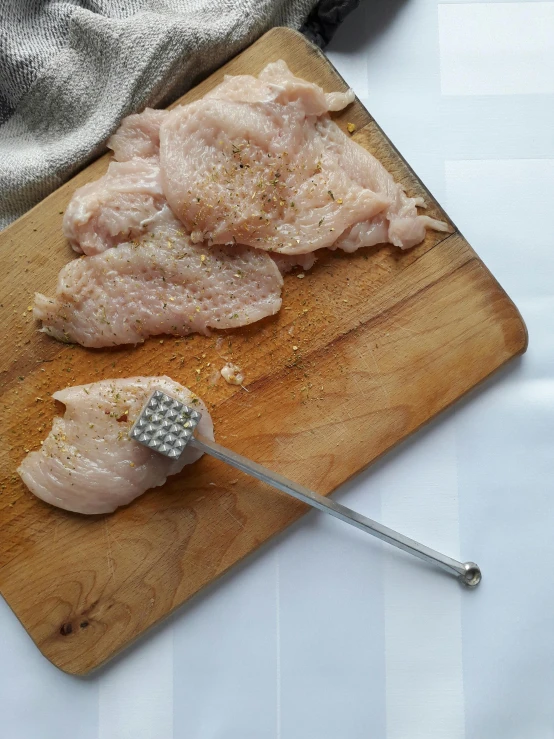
[36,209,283,348]
[17,376,213,515]
[159,60,447,254]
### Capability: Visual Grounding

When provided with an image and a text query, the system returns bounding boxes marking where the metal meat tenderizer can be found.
[131,390,482,587]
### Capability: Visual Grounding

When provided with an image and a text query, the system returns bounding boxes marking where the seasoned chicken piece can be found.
[159,60,447,254]
[205,59,355,114]
[64,106,171,255]
[160,98,387,254]
[17,377,213,515]
[317,118,448,250]
[107,107,168,162]
[63,159,166,255]
[35,209,283,348]
[65,128,318,273]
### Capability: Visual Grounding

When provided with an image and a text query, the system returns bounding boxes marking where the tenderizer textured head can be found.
[129,390,201,458]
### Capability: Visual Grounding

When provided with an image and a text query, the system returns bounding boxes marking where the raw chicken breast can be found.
[205,59,355,114]
[35,209,283,348]
[63,159,166,255]
[65,137,313,273]
[107,107,168,162]
[17,377,213,515]
[317,118,448,250]
[64,107,170,255]
[160,98,387,254]
[66,126,312,274]
[159,60,447,254]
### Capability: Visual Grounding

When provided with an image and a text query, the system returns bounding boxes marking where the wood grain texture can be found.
[0,28,527,674]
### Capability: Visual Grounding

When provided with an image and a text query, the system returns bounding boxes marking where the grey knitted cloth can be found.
[0,0,356,231]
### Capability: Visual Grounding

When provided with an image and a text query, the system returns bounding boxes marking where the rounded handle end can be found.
[461,562,482,587]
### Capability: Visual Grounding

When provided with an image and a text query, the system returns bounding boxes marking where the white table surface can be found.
[2,1,553,736]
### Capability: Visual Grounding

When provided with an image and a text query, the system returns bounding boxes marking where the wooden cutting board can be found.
[0,28,527,674]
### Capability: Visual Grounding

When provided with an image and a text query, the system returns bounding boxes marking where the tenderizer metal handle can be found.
[131,390,481,587]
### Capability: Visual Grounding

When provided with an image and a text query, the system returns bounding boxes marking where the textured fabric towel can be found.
[0,0,358,231]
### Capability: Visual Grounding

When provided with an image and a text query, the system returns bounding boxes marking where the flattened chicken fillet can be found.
[18,377,213,515]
